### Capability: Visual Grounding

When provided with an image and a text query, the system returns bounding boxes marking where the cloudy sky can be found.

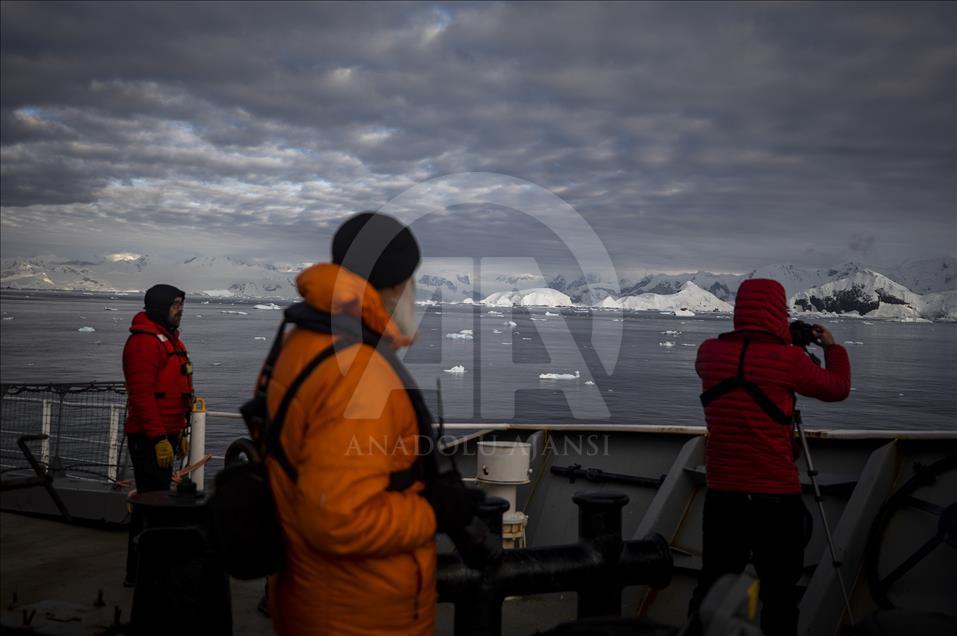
[2,1,954,276]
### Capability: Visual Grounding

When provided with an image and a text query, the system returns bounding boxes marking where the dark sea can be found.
[2,290,955,461]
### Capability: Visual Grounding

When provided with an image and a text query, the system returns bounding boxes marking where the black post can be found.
[453,496,508,636]
[574,491,628,618]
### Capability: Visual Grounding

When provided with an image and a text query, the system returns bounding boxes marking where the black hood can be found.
[144,284,185,330]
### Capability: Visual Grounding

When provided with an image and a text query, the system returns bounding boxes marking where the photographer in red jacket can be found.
[689,278,850,636]
[122,283,194,585]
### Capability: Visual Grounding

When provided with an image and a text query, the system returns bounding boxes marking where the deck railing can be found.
[0,382,130,484]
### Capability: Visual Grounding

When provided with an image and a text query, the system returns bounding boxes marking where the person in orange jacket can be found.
[266,212,482,635]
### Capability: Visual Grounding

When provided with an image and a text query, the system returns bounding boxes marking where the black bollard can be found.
[573,491,628,618]
[453,496,508,636]
[436,490,673,636]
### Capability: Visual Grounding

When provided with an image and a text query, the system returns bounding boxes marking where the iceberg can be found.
[253,303,282,310]
[482,288,573,307]
[674,309,695,317]
[444,365,466,374]
[539,370,580,380]
[607,282,732,313]
[78,326,96,333]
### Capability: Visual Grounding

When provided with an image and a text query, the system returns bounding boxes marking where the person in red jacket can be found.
[122,283,194,585]
[689,278,850,636]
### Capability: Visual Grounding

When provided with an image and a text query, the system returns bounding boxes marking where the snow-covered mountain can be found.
[602,282,733,313]
[0,254,302,298]
[789,270,942,320]
[3,254,954,320]
[886,257,957,295]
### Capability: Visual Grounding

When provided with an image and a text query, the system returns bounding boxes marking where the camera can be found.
[789,320,818,347]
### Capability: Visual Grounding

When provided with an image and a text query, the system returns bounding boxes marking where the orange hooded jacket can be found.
[266,263,437,636]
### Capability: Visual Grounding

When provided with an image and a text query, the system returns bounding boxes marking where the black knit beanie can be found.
[332,212,421,289]
[144,284,185,329]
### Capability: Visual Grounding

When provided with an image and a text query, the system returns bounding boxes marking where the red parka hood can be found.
[732,279,790,343]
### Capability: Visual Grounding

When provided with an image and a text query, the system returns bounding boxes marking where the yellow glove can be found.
[177,432,189,459]
[154,439,174,468]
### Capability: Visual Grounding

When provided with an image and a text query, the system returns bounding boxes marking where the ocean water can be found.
[2,290,955,460]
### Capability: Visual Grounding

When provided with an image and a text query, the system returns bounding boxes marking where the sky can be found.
[1,1,955,277]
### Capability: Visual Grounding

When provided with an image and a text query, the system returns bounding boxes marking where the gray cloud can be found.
[1,1,954,273]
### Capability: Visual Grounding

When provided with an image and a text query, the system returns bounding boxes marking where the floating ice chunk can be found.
[445,330,474,340]
[611,318,623,322]
[78,326,96,333]
[254,303,282,310]
[221,310,248,316]
[487,311,504,317]
[545,311,559,316]
[843,340,864,346]
[104,307,118,311]
[530,317,547,322]
[253,336,267,341]
[521,337,532,341]
[211,362,223,367]
[501,342,511,345]
[492,329,503,334]
[539,370,580,380]
[661,330,682,335]
[505,321,517,327]
[674,309,695,317]
[195,315,203,318]
[459,329,473,336]
[444,365,466,374]
[2,316,13,321]
[659,341,675,348]
[584,380,596,386]
[681,343,697,347]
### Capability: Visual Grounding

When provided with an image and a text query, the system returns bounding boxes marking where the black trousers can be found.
[125,432,177,582]
[688,490,806,636]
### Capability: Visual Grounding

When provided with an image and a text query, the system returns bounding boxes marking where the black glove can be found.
[420,476,485,534]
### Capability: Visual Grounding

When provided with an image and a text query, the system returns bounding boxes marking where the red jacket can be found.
[696,279,851,494]
[123,312,194,438]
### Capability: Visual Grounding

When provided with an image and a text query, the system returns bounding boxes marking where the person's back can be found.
[690,278,850,636]
[266,262,437,635]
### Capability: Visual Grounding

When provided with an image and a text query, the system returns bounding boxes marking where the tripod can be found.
[794,409,856,626]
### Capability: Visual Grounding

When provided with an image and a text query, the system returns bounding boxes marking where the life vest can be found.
[131,328,194,418]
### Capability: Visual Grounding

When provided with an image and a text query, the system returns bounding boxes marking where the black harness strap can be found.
[699,337,795,426]
[258,303,432,489]
[265,340,350,483]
